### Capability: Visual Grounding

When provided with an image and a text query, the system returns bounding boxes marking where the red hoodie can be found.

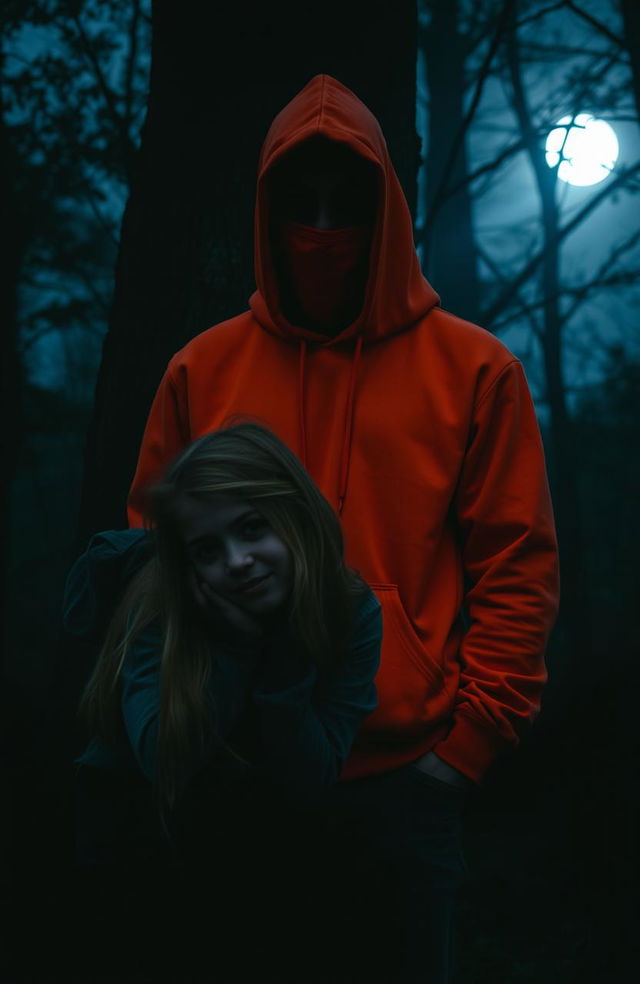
[128,75,559,784]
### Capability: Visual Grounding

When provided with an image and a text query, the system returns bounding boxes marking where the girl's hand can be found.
[190,570,264,641]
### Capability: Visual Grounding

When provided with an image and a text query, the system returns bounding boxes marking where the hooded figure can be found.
[127,75,559,981]
[129,75,558,784]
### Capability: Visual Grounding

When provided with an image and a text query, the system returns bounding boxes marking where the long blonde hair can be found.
[80,423,363,810]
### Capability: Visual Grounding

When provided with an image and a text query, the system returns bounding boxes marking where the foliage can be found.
[2,1,151,695]
[2,0,150,393]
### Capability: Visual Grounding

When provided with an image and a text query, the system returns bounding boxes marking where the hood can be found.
[63,529,151,641]
[249,74,439,345]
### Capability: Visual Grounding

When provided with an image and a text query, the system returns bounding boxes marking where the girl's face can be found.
[177,494,293,616]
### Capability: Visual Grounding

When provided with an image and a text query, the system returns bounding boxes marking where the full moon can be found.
[545,113,619,186]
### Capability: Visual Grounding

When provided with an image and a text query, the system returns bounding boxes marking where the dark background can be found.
[2,0,639,981]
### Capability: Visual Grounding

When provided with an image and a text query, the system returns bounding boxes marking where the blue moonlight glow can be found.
[545,114,619,186]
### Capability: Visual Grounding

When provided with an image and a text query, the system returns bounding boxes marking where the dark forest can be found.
[2,1,639,981]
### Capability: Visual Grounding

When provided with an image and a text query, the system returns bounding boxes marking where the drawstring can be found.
[297,334,363,516]
[298,339,308,468]
[338,334,363,516]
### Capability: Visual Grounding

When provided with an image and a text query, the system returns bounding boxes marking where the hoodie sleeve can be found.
[251,589,381,798]
[434,359,560,781]
[63,529,151,641]
[127,361,190,527]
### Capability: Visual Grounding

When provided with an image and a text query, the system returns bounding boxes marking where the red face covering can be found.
[277,220,371,333]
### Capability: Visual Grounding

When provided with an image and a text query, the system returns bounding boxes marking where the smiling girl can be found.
[65,422,381,979]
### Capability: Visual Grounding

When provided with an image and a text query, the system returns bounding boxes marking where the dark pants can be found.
[168,762,468,984]
[320,763,468,984]
[71,762,467,983]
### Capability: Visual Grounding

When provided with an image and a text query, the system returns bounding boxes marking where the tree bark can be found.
[0,76,26,668]
[78,0,419,543]
[505,18,631,982]
[420,0,480,323]
[505,21,592,665]
[620,0,640,123]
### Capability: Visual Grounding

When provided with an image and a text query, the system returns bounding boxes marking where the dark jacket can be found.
[65,529,381,802]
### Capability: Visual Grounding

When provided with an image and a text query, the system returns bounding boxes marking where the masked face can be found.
[276,220,371,332]
[269,138,377,333]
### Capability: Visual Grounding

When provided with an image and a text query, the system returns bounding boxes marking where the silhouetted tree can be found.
[78,0,421,540]
[505,12,593,660]
[0,83,23,637]
[418,0,640,664]
[418,0,516,322]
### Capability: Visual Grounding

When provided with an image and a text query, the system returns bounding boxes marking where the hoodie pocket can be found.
[365,584,447,732]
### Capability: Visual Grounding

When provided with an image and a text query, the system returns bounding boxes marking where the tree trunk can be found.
[78,0,419,543]
[505,22,592,665]
[420,0,480,323]
[505,19,631,982]
[0,78,26,670]
[620,0,640,123]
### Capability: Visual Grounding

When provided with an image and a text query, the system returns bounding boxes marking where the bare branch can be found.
[583,114,638,123]
[565,0,625,49]
[515,1,565,31]
[19,315,107,353]
[517,41,629,64]
[124,0,142,135]
[573,49,629,110]
[425,16,623,209]
[476,243,543,340]
[444,135,525,200]
[423,0,517,239]
[22,260,114,318]
[490,267,640,334]
[562,230,640,323]
[79,183,121,247]
[3,52,38,70]
[69,10,137,184]
[481,168,640,327]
